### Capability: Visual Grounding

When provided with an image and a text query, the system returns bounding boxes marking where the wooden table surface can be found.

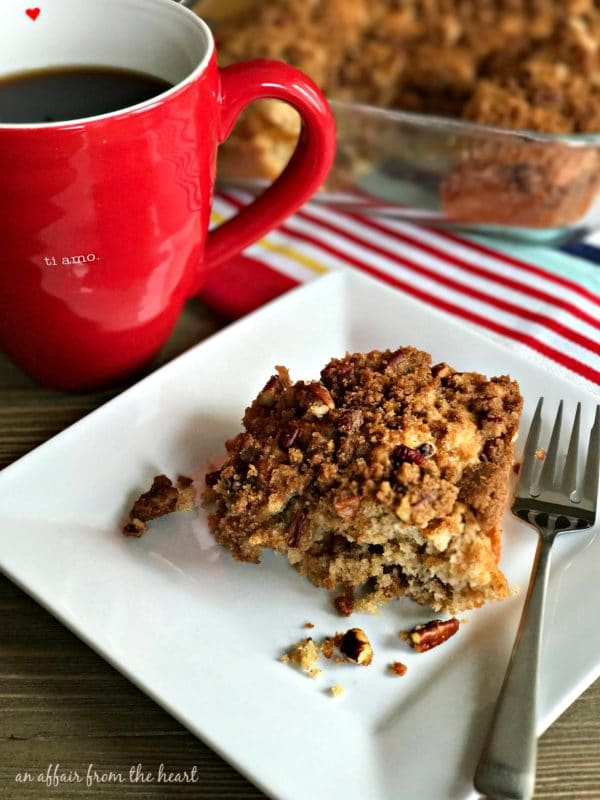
[0,299,599,800]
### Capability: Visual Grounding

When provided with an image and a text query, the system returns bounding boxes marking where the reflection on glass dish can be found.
[222,100,600,245]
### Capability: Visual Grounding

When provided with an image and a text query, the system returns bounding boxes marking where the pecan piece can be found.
[123,518,146,537]
[279,422,300,449]
[431,362,451,379]
[305,382,335,418]
[387,349,406,369]
[404,618,459,653]
[257,367,290,407]
[288,511,306,548]
[257,374,280,407]
[339,628,373,666]
[337,409,363,432]
[205,469,222,488]
[392,444,433,467]
[333,494,359,521]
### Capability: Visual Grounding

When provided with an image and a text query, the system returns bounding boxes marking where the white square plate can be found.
[0,271,598,800]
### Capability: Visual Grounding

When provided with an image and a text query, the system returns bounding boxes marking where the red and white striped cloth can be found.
[201,190,600,388]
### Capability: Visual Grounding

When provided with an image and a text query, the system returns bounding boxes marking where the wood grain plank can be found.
[1,572,599,799]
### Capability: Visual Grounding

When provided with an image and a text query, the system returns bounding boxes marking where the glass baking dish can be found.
[222,99,600,245]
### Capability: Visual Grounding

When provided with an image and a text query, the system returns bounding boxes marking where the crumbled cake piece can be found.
[304,622,315,629]
[330,684,345,697]
[280,628,374,677]
[123,474,195,536]
[334,589,355,617]
[281,637,322,678]
[320,635,338,660]
[281,627,376,673]
[203,347,522,614]
[389,661,408,676]
[402,617,460,652]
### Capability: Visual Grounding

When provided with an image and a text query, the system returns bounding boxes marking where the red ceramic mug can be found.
[0,0,335,390]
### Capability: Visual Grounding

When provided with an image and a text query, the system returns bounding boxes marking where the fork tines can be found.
[516,398,599,519]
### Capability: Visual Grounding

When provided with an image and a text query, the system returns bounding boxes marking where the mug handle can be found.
[198,59,336,281]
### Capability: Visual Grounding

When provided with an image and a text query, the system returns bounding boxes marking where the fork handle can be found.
[474,528,556,800]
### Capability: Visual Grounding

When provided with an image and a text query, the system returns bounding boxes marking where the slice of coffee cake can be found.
[203,348,522,614]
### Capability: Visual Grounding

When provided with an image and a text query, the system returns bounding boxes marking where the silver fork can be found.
[474,398,599,800]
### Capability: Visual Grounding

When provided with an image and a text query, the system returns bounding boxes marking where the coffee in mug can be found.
[0,66,172,124]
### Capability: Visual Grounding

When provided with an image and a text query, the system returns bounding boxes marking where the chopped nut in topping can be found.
[257,369,289,407]
[205,469,222,488]
[123,474,195,537]
[305,382,335,418]
[339,628,373,666]
[431,362,451,379]
[257,375,279,407]
[279,423,300,449]
[389,661,408,676]
[288,511,307,548]
[330,684,345,698]
[393,444,429,467]
[403,618,460,653]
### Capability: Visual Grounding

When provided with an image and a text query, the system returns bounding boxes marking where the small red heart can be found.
[26,8,41,21]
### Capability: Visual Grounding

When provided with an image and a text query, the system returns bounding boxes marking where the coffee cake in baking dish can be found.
[203,347,522,614]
